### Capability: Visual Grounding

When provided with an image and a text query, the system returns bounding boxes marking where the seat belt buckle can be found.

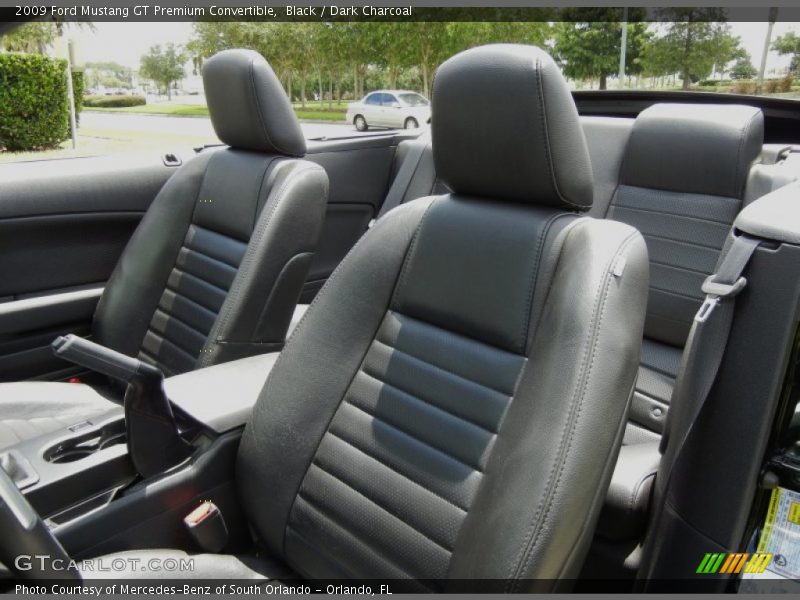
[183,501,228,553]
[695,275,747,323]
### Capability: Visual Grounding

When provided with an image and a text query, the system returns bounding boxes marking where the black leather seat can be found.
[89,45,649,588]
[0,50,328,449]
[381,103,765,554]
[593,103,764,545]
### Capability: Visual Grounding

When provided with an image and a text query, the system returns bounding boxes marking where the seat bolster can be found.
[446,219,650,585]
[92,151,217,357]
[236,197,437,559]
[595,442,660,541]
[83,549,293,580]
[199,160,329,367]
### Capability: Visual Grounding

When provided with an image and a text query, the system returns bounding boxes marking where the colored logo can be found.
[696,552,773,574]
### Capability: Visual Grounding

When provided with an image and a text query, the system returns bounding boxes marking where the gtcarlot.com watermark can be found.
[15,553,195,575]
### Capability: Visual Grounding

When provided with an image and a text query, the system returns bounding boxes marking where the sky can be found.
[67,20,798,77]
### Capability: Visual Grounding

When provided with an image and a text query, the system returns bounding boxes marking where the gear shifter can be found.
[52,335,193,478]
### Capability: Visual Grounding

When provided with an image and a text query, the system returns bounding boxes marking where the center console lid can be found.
[166,352,277,434]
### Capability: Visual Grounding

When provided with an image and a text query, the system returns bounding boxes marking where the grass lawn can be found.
[85,100,347,122]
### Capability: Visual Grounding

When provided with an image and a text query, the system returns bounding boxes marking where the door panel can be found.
[0,134,402,382]
[0,152,180,381]
[0,213,140,298]
[303,134,400,301]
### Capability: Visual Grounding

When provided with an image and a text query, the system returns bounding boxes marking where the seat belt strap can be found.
[370,133,431,227]
[659,234,761,478]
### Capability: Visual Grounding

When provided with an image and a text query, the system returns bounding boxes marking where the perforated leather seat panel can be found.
[287,311,523,584]
[139,224,247,375]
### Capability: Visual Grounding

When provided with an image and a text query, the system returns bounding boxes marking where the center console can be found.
[0,348,277,559]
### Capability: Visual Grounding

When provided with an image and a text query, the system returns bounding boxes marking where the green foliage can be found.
[189,21,551,100]
[84,95,146,108]
[554,9,648,89]
[0,53,70,151]
[84,61,134,90]
[139,43,187,99]
[71,70,84,116]
[1,22,57,54]
[730,55,757,80]
[643,8,741,89]
[773,32,800,76]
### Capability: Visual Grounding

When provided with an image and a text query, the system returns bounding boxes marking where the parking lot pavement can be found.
[80,112,356,142]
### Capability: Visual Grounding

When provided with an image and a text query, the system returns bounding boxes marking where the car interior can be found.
[1,41,800,591]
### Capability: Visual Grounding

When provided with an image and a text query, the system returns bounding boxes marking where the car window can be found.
[399,93,429,107]
[382,94,399,106]
[365,93,382,106]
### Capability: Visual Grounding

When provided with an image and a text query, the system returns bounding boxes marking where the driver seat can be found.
[86,45,649,589]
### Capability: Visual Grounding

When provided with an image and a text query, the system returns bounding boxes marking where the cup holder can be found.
[44,419,126,464]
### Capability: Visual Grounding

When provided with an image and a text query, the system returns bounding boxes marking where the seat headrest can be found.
[203,49,306,156]
[431,44,593,210]
[620,103,763,199]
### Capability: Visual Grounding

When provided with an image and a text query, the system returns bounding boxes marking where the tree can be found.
[139,44,187,100]
[84,61,134,90]
[2,22,57,54]
[406,22,451,98]
[643,8,735,89]
[730,53,757,80]
[773,32,800,76]
[371,23,415,90]
[553,9,648,90]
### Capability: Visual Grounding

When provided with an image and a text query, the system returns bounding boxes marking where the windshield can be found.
[399,93,429,107]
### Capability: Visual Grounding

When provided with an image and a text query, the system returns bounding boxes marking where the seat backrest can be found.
[602,104,763,439]
[604,103,763,349]
[237,44,649,588]
[91,50,328,376]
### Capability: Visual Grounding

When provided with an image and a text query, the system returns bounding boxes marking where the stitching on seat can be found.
[305,461,456,553]
[628,471,657,518]
[504,220,598,585]
[507,228,639,589]
[512,231,639,589]
[519,212,573,352]
[369,338,512,400]
[206,158,288,345]
[278,199,437,558]
[204,162,321,364]
[535,56,585,211]
[341,398,487,474]
[733,110,759,199]
[247,56,286,155]
[389,198,442,308]
[324,429,470,513]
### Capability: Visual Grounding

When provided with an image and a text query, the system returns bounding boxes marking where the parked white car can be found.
[346,90,431,131]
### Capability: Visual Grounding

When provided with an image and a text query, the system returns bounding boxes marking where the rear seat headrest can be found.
[620,103,763,199]
[203,49,306,156]
[431,44,593,210]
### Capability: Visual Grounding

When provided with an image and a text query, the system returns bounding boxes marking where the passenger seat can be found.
[0,49,329,450]
[372,102,765,558]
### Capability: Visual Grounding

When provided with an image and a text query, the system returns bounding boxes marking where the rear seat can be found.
[355,104,765,552]
[589,103,764,554]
